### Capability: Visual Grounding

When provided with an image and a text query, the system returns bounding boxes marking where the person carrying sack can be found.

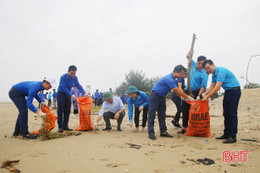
[127,86,149,133]
[9,76,55,139]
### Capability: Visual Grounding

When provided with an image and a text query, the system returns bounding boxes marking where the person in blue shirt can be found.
[47,92,52,107]
[171,71,187,128]
[94,89,100,106]
[57,65,89,133]
[37,91,44,109]
[179,54,208,134]
[110,88,113,95]
[44,92,48,101]
[9,76,55,139]
[52,89,57,109]
[99,91,103,105]
[127,86,149,133]
[120,93,126,105]
[202,60,241,144]
[148,65,195,140]
[93,92,125,131]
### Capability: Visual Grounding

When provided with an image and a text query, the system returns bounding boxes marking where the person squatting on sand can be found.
[179,53,208,134]
[9,77,55,139]
[147,65,195,140]
[93,92,125,131]
[127,86,149,133]
[57,65,89,133]
[202,59,241,144]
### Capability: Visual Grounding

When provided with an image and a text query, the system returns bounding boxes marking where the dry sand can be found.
[0,89,260,173]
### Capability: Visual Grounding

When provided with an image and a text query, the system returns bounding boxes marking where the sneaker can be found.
[216,134,228,140]
[117,126,122,131]
[171,120,182,128]
[160,132,173,138]
[23,133,38,139]
[13,131,20,137]
[149,134,156,140]
[63,128,73,131]
[223,137,237,144]
[58,128,64,133]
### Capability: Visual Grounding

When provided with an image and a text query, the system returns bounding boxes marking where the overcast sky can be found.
[0,0,260,101]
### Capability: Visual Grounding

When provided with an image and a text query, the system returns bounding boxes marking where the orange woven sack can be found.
[75,97,94,131]
[185,100,213,137]
[31,105,57,135]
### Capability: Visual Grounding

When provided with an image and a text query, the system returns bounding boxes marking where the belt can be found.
[151,91,163,98]
[232,87,240,90]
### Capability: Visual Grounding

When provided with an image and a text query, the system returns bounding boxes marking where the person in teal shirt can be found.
[202,59,241,144]
[127,86,149,133]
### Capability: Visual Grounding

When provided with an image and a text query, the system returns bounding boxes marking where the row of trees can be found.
[115,70,159,96]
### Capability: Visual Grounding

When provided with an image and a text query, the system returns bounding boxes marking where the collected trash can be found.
[1,160,20,172]
[75,97,94,131]
[241,138,257,142]
[126,143,142,150]
[196,157,215,165]
[187,159,200,165]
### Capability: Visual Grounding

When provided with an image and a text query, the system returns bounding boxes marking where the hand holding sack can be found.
[185,100,213,137]
[32,105,57,135]
[75,97,94,131]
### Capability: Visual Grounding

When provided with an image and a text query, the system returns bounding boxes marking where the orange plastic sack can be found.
[185,100,213,137]
[31,105,57,135]
[75,97,94,131]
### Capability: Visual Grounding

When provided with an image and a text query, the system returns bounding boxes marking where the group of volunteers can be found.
[9,52,241,144]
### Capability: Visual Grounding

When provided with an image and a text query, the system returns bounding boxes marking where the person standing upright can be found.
[94,89,100,106]
[52,89,57,109]
[57,65,89,133]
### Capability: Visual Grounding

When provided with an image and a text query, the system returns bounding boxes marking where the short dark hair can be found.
[202,59,214,68]
[197,56,206,62]
[68,65,77,71]
[173,65,185,73]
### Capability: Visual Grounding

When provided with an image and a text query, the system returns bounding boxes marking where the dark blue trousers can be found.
[9,88,29,136]
[171,92,182,122]
[148,92,167,135]
[223,88,241,138]
[57,92,71,129]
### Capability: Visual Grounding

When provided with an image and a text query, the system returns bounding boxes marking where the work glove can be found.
[196,96,201,100]
[84,93,91,98]
[37,112,46,117]
[186,96,195,102]
[40,102,46,107]
[72,95,77,100]
[139,105,144,111]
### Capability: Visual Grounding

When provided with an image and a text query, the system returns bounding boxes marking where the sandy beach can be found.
[0,88,260,173]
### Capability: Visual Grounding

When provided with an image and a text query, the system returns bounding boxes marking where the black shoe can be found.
[13,131,20,137]
[102,127,112,131]
[149,134,156,140]
[160,132,173,138]
[216,134,228,140]
[58,128,64,133]
[171,120,182,128]
[64,128,73,131]
[117,126,122,131]
[23,133,38,139]
[223,137,237,144]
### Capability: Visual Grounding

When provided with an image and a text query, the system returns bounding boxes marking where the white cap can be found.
[44,76,56,87]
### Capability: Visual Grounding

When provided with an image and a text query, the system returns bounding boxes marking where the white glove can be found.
[37,112,46,117]
[84,93,91,98]
[202,93,206,98]
[139,105,144,111]
[40,102,46,107]
[72,95,77,100]
[196,96,201,100]
[186,96,195,102]
[93,122,98,129]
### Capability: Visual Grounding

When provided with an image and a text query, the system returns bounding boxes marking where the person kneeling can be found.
[93,92,125,131]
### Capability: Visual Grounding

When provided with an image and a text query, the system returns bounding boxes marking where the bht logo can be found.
[222,150,250,163]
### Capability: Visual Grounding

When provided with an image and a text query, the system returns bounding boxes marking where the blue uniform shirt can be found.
[38,92,44,100]
[212,67,240,90]
[100,93,103,99]
[98,96,125,117]
[186,60,208,91]
[13,81,44,113]
[94,92,100,99]
[52,91,57,98]
[152,73,177,97]
[58,73,86,96]
[128,91,149,122]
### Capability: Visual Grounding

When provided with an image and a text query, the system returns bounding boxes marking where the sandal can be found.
[132,128,138,132]
[142,128,147,133]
